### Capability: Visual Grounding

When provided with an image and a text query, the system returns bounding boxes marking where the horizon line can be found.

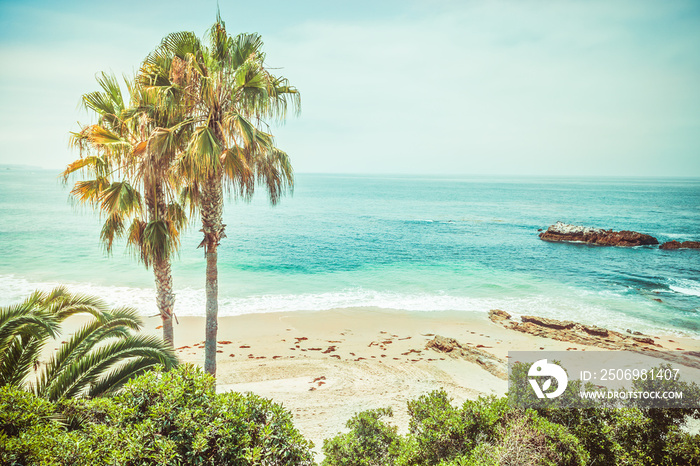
[1,164,699,180]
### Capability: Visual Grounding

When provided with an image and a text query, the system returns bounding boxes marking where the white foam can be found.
[0,274,162,315]
[669,279,700,297]
[1,275,697,337]
[660,233,688,239]
[670,287,700,297]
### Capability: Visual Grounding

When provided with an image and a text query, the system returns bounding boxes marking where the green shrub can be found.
[0,385,55,436]
[322,407,403,466]
[0,365,314,465]
[510,361,700,466]
[406,391,587,466]
[323,390,588,466]
[0,385,91,465]
[407,390,470,463]
[663,429,700,466]
[4,362,699,466]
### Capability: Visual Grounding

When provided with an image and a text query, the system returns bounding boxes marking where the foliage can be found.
[4,345,699,466]
[0,288,178,401]
[323,390,588,466]
[139,12,301,375]
[323,379,700,466]
[65,69,190,346]
[66,72,189,269]
[322,407,404,466]
[510,361,700,466]
[0,365,315,465]
[0,385,82,466]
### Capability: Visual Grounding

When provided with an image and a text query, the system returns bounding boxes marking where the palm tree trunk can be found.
[153,257,175,347]
[147,181,176,348]
[204,245,218,375]
[202,173,225,376]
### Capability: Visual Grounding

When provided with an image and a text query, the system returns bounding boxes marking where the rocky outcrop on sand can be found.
[426,335,507,379]
[488,309,659,350]
[539,222,658,247]
[488,310,700,370]
[659,240,700,250]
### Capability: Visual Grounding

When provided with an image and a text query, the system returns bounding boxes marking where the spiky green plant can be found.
[140,14,300,376]
[0,288,178,401]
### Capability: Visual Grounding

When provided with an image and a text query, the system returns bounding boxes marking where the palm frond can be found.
[36,308,143,398]
[62,156,108,181]
[82,92,117,118]
[186,125,223,178]
[100,213,125,253]
[208,20,232,66]
[87,356,167,398]
[87,125,129,146]
[229,33,264,70]
[0,304,59,351]
[42,334,177,401]
[178,182,201,217]
[0,334,46,388]
[158,31,203,61]
[39,287,112,321]
[142,220,174,264]
[69,177,110,206]
[95,72,125,111]
[222,112,258,149]
[165,202,188,232]
[255,147,294,205]
[99,181,142,216]
[221,147,254,199]
[126,218,147,261]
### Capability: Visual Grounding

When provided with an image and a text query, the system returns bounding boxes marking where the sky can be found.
[0,0,699,176]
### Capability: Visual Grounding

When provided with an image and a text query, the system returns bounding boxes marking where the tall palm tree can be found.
[142,17,300,375]
[0,288,178,401]
[65,72,189,346]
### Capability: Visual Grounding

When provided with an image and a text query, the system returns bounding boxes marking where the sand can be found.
[44,307,700,459]
[111,308,700,454]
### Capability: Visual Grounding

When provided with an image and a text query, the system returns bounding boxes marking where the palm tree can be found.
[142,17,300,376]
[65,72,189,346]
[0,288,178,401]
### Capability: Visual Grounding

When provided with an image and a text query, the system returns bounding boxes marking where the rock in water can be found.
[659,240,700,250]
[539,221,658,247]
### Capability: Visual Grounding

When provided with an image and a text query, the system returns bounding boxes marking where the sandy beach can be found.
[55,307,696,453]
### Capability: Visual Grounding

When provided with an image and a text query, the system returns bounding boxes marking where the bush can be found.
[323,381,700,466]
[4,362,699,465]
[323,390,588,466]
[0,385,101,465]
[322,407,403,466]
[0,365,314,465]
[513,360,700,466]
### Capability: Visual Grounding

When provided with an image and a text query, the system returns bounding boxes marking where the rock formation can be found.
[426,335,507,379]
[539,222,658,247]
[488,309,659,349]
[659,240,700,250]
[487,310,700,370]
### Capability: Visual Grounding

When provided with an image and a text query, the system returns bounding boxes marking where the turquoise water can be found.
[1,167,698,336]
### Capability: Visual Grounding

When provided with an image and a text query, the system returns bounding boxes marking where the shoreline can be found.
[51,307,700,452]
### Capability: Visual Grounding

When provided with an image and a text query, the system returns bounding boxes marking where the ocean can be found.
[1,167,698,337]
